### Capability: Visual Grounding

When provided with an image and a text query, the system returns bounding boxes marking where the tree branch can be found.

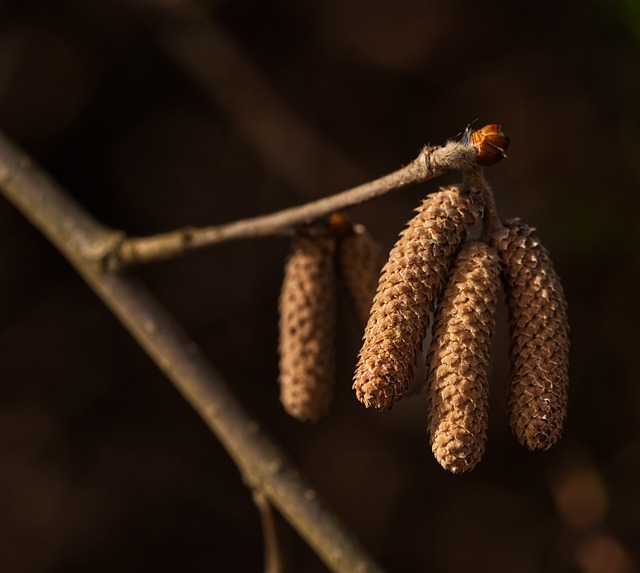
[106,140,477,269]
[0,131,387,573]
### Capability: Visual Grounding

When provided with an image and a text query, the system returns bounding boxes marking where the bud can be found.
[491,219,570,450]
[463,123,510,166]
[426,241,500,473]
[353,185,485,410]
[278,233,336,421]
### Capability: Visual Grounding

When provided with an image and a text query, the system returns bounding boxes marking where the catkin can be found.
[353,185,485,410]
[491,219,570,450]
[426,241,501,473]
[278,234,336,422]
[338,224,386,327]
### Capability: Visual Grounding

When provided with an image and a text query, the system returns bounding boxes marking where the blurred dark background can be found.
[1,0,639,571]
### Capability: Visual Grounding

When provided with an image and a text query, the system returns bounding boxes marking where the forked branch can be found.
[0,127,491,571]
[0,132,386,573]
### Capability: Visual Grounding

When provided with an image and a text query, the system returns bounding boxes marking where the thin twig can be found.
[252,490,291,573]
[107,140,477,269]
[0,131,387,573]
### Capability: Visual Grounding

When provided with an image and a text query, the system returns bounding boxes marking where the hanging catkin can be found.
[353,185,485,410]
[278,233,336,422]
[337,224,386,328]
[491,219,570,450]
[426,241,501,473]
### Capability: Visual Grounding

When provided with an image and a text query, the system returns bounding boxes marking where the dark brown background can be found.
[1,1,639,571]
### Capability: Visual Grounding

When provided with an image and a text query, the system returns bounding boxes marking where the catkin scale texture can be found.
[338,226,386,327]
[278,235,336,422]
[353,186,485,410]
[491,219,570,450]
[426,241,500,474]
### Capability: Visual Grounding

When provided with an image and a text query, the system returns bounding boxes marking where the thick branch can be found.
[0,131,386,573]
[108,140,477,269]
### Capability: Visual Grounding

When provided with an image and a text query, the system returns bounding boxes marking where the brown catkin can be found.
[426,241,501,473]
[353,185,485,410]
[278,234,336,422]
[491,219,570,450]
[338,225,387,327]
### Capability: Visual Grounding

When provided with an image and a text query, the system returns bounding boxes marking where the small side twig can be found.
[252,490,291,573]
[107,140,477,269]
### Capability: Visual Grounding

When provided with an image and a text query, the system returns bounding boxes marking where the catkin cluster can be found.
[278,218,384,422]
[277,163,570,471]
[352,185,570,473]
[353,185,485,411]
